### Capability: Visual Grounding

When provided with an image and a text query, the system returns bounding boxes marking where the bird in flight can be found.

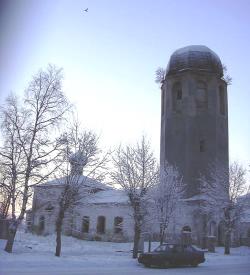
[83,8,88,12]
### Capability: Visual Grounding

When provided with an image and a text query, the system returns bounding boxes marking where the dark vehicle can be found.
[138,243,205,268]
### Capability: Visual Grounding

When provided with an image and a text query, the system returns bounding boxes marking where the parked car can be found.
[138,243,205,268]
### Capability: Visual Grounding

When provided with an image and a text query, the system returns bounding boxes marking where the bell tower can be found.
[160,45,229,197]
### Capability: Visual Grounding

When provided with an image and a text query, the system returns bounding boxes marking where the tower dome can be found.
[166,45,223,77]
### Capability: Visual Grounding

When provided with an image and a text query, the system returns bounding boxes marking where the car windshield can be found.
[154,244,174,252]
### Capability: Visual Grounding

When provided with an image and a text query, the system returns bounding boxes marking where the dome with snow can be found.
[166,45,223,77]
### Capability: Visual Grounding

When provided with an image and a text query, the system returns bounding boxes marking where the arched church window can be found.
[82,216,90,233]
[219,86,225,115]
[218,221,225,246]
[172,82,182,112]
[196,81,207,110]
[114,217,123,234]
[97,216,106,234]
[209,221,216,236]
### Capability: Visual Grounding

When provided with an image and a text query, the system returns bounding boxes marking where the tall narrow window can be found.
[39,216,45,232]
[82,216,90,233]
[209,221,216,236]
[196,81,207,110]
[114,217,123,233]
[161,90,165,116]
[200,140,205,152]
[97,216,105,234]
[219,86,225,115]
[172,82,182,112]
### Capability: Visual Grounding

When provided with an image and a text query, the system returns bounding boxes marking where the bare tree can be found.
[200,161,248,254]
[0,96,24,221]
[155,67,166,84]
[111,136,159,258]
[0,184,11,219]
[54,121,109,257]
[0,65,70,253]
[151,162,184,244]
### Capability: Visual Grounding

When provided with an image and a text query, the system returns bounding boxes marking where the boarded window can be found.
[97,216,105,234]
[82,216,90,233]
[114,217,123,233]
[219,86,225,115]
[196,81,207,110]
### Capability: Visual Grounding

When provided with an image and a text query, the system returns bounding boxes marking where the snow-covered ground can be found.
[0,230,250,275]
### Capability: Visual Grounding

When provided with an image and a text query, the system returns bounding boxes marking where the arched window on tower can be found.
[196,81,207,111]
[199,139,206,152]
[247,228,250,238]
[172,82,182,112]
[219,86,226,115]
[161,90,165,116]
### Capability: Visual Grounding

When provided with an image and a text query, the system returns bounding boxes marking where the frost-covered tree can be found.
[151,162,184,244]
[200,161,248,254]
[0,65,70,253]
[54,121,109,257]
[111,136,159,258]
[222,64,232,85]
[0,182,11,219]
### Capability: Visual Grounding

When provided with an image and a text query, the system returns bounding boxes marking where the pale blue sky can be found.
[0,0,250,166]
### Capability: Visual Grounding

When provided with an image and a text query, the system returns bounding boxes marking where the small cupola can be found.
[69,151,88,175]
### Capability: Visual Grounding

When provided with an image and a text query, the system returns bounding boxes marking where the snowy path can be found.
[0,231,250,275]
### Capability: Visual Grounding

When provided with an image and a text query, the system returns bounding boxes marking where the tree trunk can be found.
[4,219,18,253]
[148,235,151,252]
[55,208,64,257]
[132,225,140,259]
[55,228,62,257]
[224,231,231,255]
[160,226,165,245]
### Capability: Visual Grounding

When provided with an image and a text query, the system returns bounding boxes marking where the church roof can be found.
[37,175,109,191]
[166,45,223,77]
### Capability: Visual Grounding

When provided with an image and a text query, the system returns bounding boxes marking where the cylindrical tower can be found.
[160,45,229,197]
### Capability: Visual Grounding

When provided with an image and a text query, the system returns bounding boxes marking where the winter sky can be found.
[0,0,250,167]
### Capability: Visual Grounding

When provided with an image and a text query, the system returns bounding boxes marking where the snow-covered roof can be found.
[37,175,109,191]
[181,194,208,202]
[85,189,129,205]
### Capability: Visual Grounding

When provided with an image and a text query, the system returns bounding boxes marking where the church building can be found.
[27,45,250,246]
